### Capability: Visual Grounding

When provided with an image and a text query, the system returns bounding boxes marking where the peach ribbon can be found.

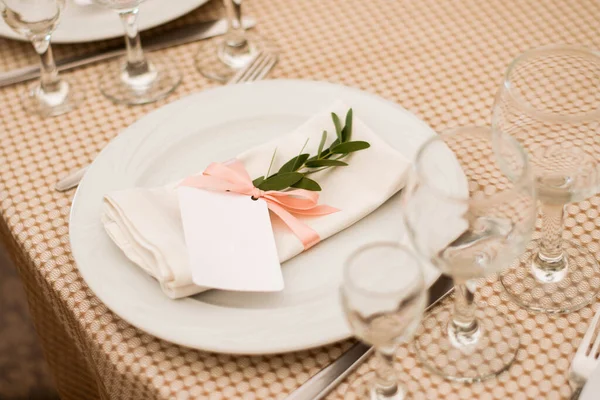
[179,160,339,250]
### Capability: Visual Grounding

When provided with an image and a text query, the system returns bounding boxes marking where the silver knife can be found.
[0,17,256,88]
[55,166,87,192]
[286,274,454,400]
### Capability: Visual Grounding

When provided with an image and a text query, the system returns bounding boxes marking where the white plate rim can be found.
[0,0,208,43]
[69,79,453,354]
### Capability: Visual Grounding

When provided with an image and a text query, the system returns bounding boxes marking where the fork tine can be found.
[226,62,247,86]
[237,53,265,83]
[246,54,276,82]
[236,52,267,83]
[241,53,269,82]
[226,51,264,85]
[581,306,600,356]
[592,330,600,358]
[253,55,278,81]
[227,57,254,85]
[590,310,600,357]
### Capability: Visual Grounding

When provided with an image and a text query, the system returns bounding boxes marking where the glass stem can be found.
[538,201,566,266]
[449,282,480,347]
[32,35,60,93]
[118,9,149,76]
[223,0,247,48]
[374,345,401,398]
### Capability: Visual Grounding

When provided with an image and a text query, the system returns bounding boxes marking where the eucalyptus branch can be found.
[252,108,371,192]
[301,154,350,175]
[303,167,329,176]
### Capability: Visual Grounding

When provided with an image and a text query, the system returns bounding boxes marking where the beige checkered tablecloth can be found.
[1,0,600,399]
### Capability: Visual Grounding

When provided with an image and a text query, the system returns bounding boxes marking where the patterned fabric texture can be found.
[0,246,59,399]
[1,0,600,398]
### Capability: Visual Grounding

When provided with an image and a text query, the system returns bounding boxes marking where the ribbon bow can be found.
[179,160,338,250]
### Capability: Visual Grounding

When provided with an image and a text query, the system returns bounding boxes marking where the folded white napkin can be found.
[102,101,410,298]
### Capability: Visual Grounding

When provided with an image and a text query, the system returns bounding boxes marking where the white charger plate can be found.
[70,79,463,354]
[0,0,208,43]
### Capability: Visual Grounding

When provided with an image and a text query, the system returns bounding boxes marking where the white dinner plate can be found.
[70,79,464,354]
[0,0,208,43]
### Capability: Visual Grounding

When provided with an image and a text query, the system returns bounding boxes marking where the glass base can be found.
[501,239,600,314]
[99,56,181,105]
[22,79,84,117]
[195,31,279,83]
[343,372,406,400]
[415,303,519,383]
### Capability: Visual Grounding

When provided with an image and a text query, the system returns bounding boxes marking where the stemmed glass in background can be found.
[402,127,536,382]
[341,242,426,400]
[195,0,278,82]
[91,0,180,104]
[0,0,84,117]
[494,45,600,314]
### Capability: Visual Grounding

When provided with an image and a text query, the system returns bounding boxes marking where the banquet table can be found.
[1,0,600,398]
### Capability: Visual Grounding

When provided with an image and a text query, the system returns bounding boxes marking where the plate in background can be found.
[0,0,209,43]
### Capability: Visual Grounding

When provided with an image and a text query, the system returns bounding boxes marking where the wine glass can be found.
[402,126,536,382]
[91,0,180,105]
[340,242,426,400]
[195,0,279,82]
[0,0,84,117]
[493,45,600,314]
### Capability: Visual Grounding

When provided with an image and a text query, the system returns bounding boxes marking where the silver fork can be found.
[54,51,278,192]
[570,306,600,399]
[226,51,278,85]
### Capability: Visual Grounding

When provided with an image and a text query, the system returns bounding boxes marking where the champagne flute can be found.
[195,0,279,82]
[493,45,600,314]
[0,0,84,117]
[341,242,426,400]
[91,0,181,105]
[402,127,536,382]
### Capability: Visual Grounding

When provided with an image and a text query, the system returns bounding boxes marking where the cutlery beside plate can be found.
[571,306,600,399]
[0,17,256,88]
[285,274,454,400]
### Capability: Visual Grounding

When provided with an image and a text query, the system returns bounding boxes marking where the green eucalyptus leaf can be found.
[331,141,370,154]
[291,177,322,191]
[317,131,327,158]
[257,172,303,191]
[252,176,265,186]
[331,113,343,142]
[278,153,309,173]
[305,159,348,168]
[342,108,353,142]
[293,153,310,170]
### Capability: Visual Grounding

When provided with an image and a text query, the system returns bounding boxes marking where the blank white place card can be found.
[177,186,284,292]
